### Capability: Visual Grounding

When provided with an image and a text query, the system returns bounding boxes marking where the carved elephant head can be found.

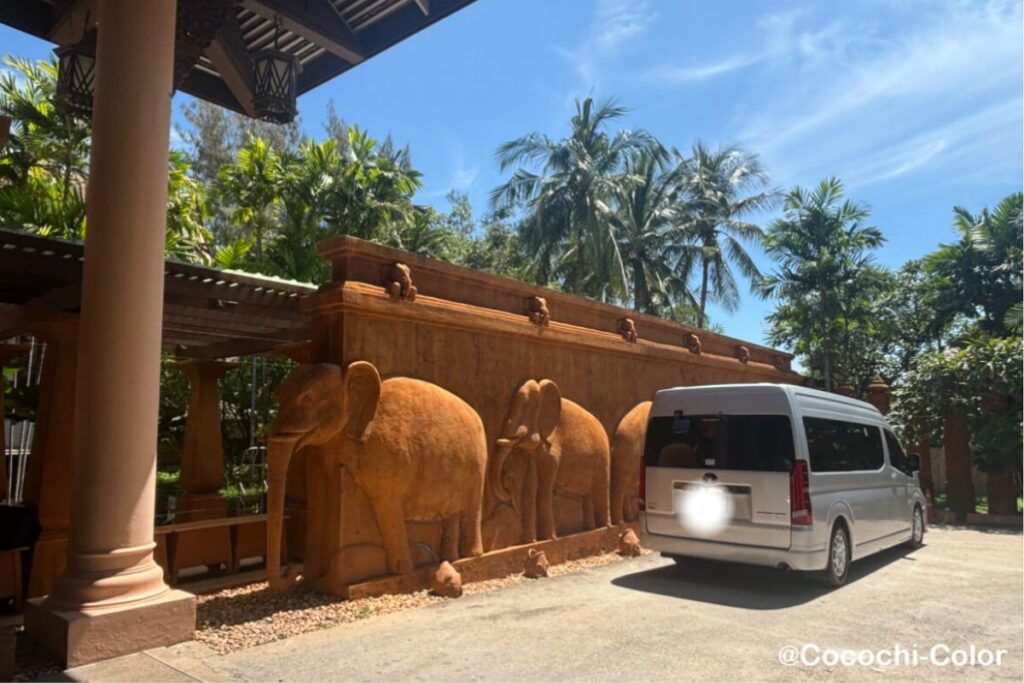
[266,361,381,590]
[489,379,561,508]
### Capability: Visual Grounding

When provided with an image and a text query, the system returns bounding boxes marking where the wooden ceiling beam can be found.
[242,0,363,64]
[47,0,97,44]
[205,11,257,116]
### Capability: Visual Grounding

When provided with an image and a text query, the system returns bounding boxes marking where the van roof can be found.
[653,383,883,417]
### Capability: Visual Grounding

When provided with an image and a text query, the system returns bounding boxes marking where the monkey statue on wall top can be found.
[383,262,417,302]
[618,318,638,343]
[684,332,702,355]
[525,296,550,326]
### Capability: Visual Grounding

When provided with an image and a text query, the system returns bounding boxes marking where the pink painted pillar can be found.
[24,0,194,667]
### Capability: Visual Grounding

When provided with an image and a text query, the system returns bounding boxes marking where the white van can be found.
[639,383,926,586]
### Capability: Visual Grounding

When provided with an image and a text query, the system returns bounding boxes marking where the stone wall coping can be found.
[316,235,793,370]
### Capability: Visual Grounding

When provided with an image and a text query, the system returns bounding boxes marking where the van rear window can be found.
[643,414,796,472]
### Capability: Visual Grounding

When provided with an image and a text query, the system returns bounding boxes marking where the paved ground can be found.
[66,526,1022,682]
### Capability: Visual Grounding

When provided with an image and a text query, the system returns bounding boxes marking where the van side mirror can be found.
[907,453,921,473]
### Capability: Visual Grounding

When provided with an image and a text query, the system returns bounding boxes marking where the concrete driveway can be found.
[72,526,1022,682]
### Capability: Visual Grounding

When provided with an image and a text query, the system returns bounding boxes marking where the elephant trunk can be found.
[489,438,516,506]
[266,436,301,591]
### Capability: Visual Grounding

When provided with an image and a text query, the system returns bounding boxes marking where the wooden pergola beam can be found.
[242,0,363,64]
[175,327,310,360]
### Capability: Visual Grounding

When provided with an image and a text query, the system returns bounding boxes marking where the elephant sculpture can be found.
[490,379,611,543]
[610,401,651,524]
[266,361,487,589]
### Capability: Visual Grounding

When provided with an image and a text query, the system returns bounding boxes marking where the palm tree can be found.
[674,143,777,328]
[926,193,1023,336]
[217,136,283,265]
[759,178,885,389]
[0,56,211,263]
[609,145,694,315]
[326,126,422,242]
[490,97,652,297]
[0,56,90,239]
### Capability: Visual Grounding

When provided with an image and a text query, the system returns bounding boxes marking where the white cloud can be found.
[734,1,1022,188]
[642,55,760,85]
[638,10,864,88]
[557,0,654,91]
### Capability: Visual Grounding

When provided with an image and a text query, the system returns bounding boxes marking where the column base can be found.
[24,589,195,668]
[27,530,68,598]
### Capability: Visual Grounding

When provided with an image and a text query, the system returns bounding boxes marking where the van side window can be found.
[804,418,885,472]
[884,430,910,474]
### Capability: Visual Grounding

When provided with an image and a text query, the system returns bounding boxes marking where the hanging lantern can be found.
[252,19,299,124]
[54,37,96,119]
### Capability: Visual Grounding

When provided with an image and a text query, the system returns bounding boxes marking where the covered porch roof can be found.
[1,0,476,116]
[0,229,315,358]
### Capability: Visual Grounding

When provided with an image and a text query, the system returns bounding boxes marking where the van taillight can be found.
[790,460,812,525]
[638,458,646,511]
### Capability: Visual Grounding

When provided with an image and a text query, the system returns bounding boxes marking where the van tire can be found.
[822,522,850,587]
[907,505,925,549]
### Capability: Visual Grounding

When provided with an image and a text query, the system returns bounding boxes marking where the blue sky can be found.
[3,0,1022,348]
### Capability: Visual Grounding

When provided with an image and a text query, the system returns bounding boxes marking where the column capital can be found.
[866,373,891,414]
[172,358,238,380]
[834,382,854,397]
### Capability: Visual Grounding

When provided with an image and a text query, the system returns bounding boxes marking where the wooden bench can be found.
[153,514,282,585]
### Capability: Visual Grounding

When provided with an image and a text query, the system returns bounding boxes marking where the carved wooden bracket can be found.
[382,262,417,302]
[617,318,638,343]
[684,332,702,355]
[735,345,750,364]
[525,296,550,326]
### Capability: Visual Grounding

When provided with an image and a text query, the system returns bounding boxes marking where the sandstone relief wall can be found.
[268,236,799,596]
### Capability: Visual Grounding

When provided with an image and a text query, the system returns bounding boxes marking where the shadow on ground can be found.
[612,543,920,610]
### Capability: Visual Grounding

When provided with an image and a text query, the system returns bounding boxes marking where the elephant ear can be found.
[344,361,382,442]
[536,379,561,444]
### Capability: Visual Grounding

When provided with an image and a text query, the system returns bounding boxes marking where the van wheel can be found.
[822,522,850,587]
[908,505,925,549]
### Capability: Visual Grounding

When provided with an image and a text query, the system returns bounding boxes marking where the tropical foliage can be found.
[492,99,776,325]
[759,178,886,390]
[0,56,212,259]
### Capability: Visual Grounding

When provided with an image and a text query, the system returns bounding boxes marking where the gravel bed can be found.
[196,550,648,654]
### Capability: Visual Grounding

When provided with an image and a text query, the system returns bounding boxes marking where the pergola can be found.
[0,0,476,666]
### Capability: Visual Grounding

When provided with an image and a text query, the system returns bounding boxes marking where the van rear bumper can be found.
[641,527,827,572]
